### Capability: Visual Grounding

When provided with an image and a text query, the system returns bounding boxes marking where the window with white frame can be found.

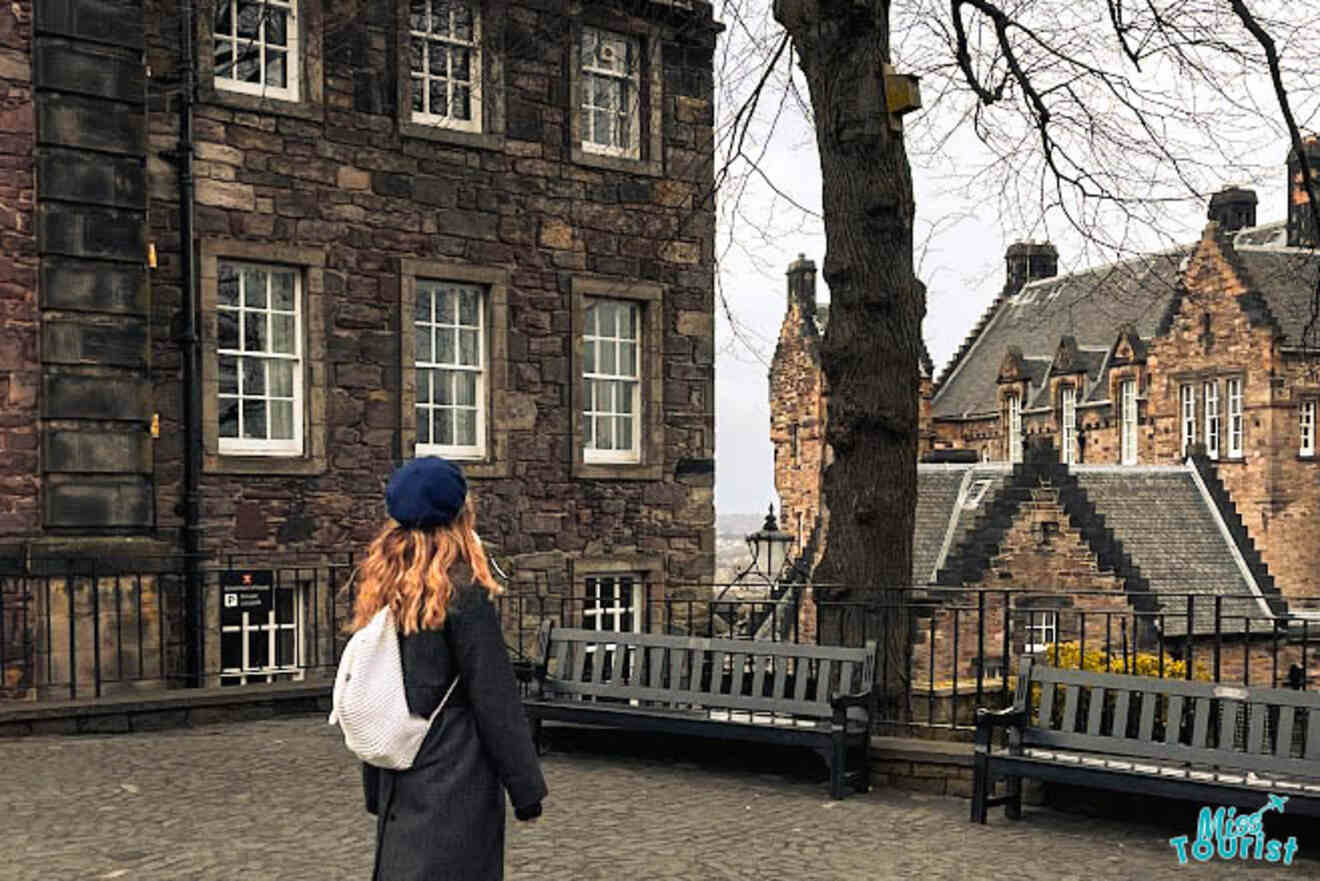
[1227,377,1243,458]
[580,27,641,158]
[1060,385,1076,465]
[1302,399,1317,457]
[1025,610,1058,654]
[1120,379,1138,465]
[217,262,303,456]
[213,0,300,101]
[582,573,641,681]
[1204,380,1220,459]
[1180,383,1196,456]
[415,280,485,458]
[408,0,481,131]
[583,298,641,463]
[1006,393,1022,464]
[220,581,304,685]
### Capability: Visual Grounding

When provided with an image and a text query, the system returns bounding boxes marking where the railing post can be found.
[91,559,102,699]
[67,558,76,700]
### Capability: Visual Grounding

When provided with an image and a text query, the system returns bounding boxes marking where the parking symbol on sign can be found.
[224,593,238,608]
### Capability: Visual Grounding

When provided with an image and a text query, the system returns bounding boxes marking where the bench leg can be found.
[854,739,871,794]
[830,730,847,800]
[970,753,989,824]
[1004,774,1022,820]
[530,714,546,757]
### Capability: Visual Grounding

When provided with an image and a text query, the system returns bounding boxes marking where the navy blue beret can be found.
[386,458,468,529]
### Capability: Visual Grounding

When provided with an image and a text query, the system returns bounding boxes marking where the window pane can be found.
[266,9,287,46]
[219,356,238,395]
[617,415,632,452]
[601,340,616,375]
[458,289,479,325]
[271,314,295,355]
[583,405,594,446]
[241,358,266,396]
[242,399,267,439]
[580,28,597,69]
[244,310,267,352]
[237,0,260,39]
[598,301,616,337]
[596,415,613,449]
[453,48,471,82]
[428,41,447,77]
[592,110,612,145]
[270,400,295,440]
[433,0,451,35]
[415,287,432,323]
[411,76,425,113]
[242,268,267,308]
[593,78,617,111]
[585,303,598,336]
[269,360,294,397]
[456,408,476,446]
[416,326,432,363]
[436,288,455,324]
[618,381,633,414]
[218,309,239,351]
[456,371,476,406]
[416,406,430,444]
[435,370,453,405]
[237,48,261,83]
[459,329,478,366]
[429,79,448,117]
[215,0,233,35]
[248,629,269,669]
[410,0,427,32]
[452,86,471,120]
[619,341,636,377]
[583,339,595,374]
[215,39,234,78]
[453,2,473,41]
[219,264,239,305]
[219,398,239,438]
[415,368,430,404]
[435,407,453,445]
[410,37,424,74]
[276,629,296,668]
[271,270,295,310]
[436,327,456,365]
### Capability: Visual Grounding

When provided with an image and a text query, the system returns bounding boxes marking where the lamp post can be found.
[745,504,794,585]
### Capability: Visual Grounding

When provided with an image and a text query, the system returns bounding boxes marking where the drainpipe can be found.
[178,0,204,687]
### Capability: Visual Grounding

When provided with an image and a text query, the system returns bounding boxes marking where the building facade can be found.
[0,0,719,697]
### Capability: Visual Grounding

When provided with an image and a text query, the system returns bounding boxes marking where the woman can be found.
[354,457,547,881]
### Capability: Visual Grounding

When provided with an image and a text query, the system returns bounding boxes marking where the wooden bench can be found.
[971,657,1320,823]
[524,623,877,799]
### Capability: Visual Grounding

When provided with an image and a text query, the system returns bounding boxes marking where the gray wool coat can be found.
[362,578,547,881]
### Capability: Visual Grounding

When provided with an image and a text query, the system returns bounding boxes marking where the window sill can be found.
[1299,454,1317,462]
[200,84,325,123]
[571,145,662,178]
[399,119,505,151]
[204,453,327,476]
[575,461,663,481]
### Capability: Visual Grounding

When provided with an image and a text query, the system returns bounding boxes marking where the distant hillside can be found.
[716,513,766,539]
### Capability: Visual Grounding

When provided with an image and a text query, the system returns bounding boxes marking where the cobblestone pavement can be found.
[2,717,1315,881]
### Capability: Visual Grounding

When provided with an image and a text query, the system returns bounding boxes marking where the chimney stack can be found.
[786,253,817,319]
[1287,137,1320,247]
[1005,242,1058,296]
[1208,186,1257,233]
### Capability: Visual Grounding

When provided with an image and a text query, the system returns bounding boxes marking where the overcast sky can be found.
[709,8,1310,516]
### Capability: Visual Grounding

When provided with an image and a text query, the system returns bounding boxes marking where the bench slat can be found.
[1038,682,1056,729]
[547,627,874,662]
[810,659,828,704]
[1086,686,1106,736]
[543,676,835,719]
[752,654,767,700]
[712,650,728,696]
[1247,702,1266,756]
[729,652,747,697]
[553,638,570,680]
[1192,697,1211,749]
[1138,691,1157,742]
[1306,708,1320,762]
[1165,696,1184,746]
[571,639,588,684]
[1030,663,1320,709]
[1113,690,1131,739]
[775,657,792,700]
[1276,706,1295,758]
[1023,727,1320,781]
[1217,699,1239,751]
[1062,686,1081,734]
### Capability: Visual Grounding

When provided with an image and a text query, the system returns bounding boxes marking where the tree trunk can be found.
[774,0,922,721]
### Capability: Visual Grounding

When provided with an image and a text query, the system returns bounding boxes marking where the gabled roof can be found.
[931,221,1320,419]
[912,459,1285,635]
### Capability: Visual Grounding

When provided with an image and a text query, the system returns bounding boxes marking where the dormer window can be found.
[1120,379,1138,465]
[1006,393,1022,464]
[1060,385,1076,465]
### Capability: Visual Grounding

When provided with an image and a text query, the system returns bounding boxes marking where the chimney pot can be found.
[1208,186,1258,233]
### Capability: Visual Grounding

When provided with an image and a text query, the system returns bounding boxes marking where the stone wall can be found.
[0,1,37,536]
[132,0,719,595]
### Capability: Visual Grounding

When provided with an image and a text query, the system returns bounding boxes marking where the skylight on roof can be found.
[963,479,993,509]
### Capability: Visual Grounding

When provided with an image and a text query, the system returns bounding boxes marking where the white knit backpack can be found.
[328,601,460,770]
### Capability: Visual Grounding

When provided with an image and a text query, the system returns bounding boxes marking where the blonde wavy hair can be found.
[349,501,501,635]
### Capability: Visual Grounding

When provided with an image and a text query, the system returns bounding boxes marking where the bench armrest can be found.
[973,706,1027,754]
[831,687,875,727]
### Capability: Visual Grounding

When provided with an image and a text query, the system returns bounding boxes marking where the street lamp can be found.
[745,503,794,585]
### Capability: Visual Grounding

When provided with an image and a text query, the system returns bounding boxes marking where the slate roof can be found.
[931,221,1320,419]
[913,463,1282,636]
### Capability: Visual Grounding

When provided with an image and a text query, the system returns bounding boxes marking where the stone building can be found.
[0,0,719,696]
[773,147,1320,603]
